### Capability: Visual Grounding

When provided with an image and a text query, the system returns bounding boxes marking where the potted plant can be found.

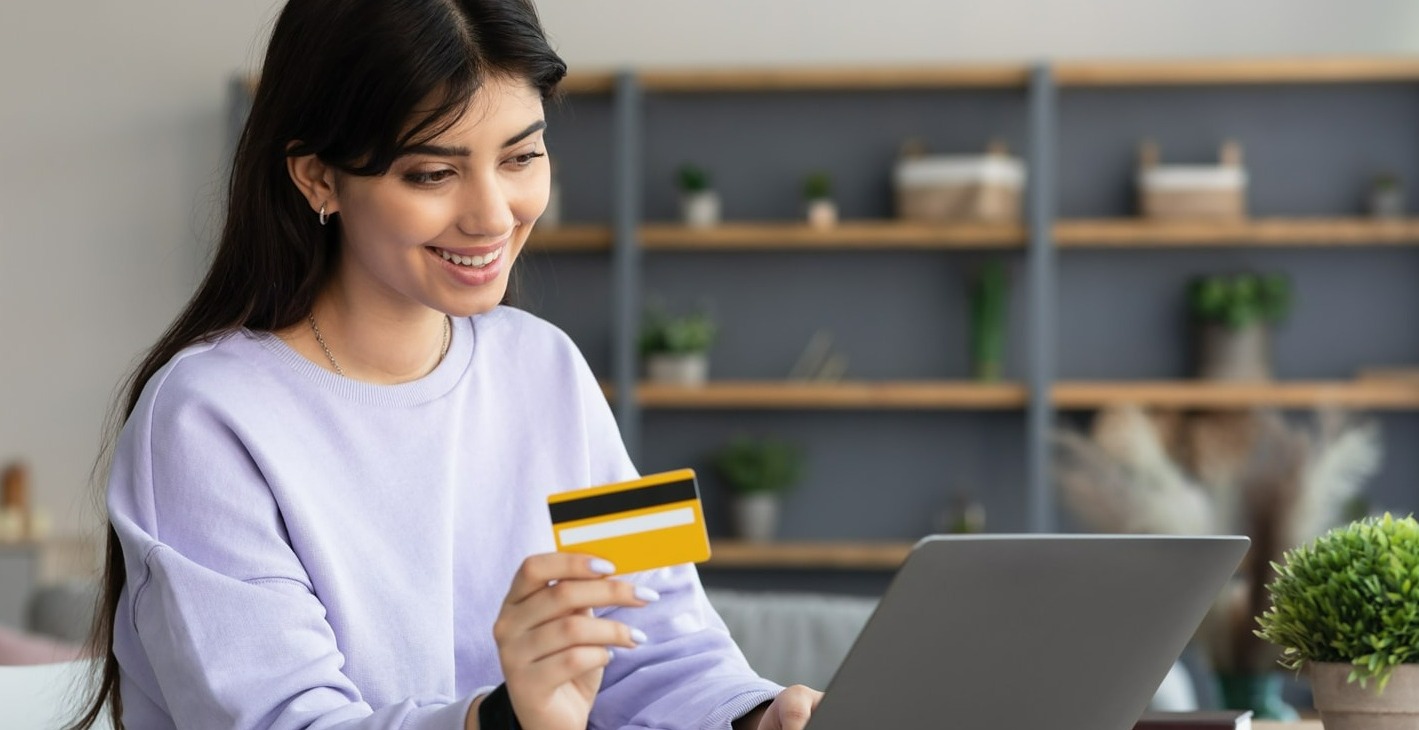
[714,435,804,543]
[640,304,716,386]
[1188,272,1291,381]
[803,171,837,229]
[678,163,720,228]
[970,259,1008,381]
[1368,172,1404,219]
[1256,513,1419,730]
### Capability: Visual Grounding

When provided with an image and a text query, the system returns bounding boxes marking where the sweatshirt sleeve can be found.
[106,361,474,730]
[566,349,784,730]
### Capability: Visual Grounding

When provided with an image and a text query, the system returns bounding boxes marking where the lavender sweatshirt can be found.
[106,306,781,729]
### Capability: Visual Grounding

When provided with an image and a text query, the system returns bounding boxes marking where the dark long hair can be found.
[69,1,565,726]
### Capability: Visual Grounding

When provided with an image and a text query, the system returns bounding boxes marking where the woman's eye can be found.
[403,169,456,185]
[509,151,546,168]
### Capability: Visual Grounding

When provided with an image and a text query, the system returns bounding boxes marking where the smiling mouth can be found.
[432,245,503,269]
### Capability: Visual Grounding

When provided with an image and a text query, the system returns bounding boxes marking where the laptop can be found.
[806,534,1250,729]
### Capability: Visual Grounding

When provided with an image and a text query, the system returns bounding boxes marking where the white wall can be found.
[3,0,1419,541]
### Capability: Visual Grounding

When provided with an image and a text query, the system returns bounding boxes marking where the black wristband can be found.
[477,683,521,730]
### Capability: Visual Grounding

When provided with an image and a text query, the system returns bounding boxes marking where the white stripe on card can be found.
[558,507,695,546]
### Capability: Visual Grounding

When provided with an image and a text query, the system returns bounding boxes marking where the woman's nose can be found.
[456,171,517,238]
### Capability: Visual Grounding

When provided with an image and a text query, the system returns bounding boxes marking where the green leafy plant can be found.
[678,163,711,194]
[970,259,1008,381]
[639,305,717,356]
[1256,513,1419,691]
[1189,272,1291,330]
[803,171,832,201]
[714,436,804,496]
[1374,172,1401,191]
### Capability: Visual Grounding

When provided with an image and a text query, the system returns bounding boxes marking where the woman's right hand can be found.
[488,552,658,730]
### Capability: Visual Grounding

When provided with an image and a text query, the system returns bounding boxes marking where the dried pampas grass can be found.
[1052,404,1383,673]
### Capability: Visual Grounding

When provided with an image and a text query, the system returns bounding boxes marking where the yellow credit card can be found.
[548,468,711,575]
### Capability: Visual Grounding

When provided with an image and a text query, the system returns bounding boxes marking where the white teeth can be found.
[438,247,502,268]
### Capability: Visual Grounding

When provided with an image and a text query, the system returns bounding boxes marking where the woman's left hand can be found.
[738,685,823,730]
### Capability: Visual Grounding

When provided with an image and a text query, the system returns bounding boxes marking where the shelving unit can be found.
[522,57,1419,565]
[706,540,912,570]
[235,56,1419,571]
[632,381,1028,410]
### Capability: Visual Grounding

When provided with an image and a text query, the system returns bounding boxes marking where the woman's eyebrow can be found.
[504,120,546,147]
[398,120,547,159]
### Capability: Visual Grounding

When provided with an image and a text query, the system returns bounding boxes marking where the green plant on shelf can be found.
[803,171,832,201]
[714,435,804,496]
[1188,272,1291,329]
[970,259,1008,381]
[639,305,717,356]
[678,163,712,194]
[1256,513,1419,691]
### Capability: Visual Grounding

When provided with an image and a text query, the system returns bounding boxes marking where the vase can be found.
[806,199,838,229]
[645,352,709,386]
[1216,672,1299,721]
[1369,186,1405,219]
[1198,322,1272,381]
[732,493,780,543]
[1309,662,1419,730]
[681,190,721,228]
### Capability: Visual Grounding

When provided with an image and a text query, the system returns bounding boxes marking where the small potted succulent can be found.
[1368,172,1405,219]
[639,304,717,386]
[678,163,721,228]
[1256,513,1419,730]
[803,171,837,229]
[714,435,804,543]
[1188,272,1291,381]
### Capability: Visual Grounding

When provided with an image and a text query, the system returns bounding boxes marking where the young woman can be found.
[70,1,821,728]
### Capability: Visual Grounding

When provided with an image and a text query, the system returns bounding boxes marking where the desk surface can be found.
[1255,722,1322,730]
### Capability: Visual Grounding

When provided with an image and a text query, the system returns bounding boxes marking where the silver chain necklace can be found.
[308,314,450,377]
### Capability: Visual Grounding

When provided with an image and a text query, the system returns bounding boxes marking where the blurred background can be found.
[5,0,1419,717]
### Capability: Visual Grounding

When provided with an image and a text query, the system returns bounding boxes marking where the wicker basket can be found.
[894,144,1025,223]
[1138,140,1247,220]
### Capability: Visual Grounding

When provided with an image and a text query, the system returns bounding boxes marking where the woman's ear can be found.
[286,146,340,217]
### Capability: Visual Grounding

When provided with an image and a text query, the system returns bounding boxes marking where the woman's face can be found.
[331,75,550,318]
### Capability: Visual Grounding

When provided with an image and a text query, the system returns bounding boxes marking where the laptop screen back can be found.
[807,534,1249,730]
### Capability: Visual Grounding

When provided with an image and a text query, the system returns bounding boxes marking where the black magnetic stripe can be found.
[549,478,699,525]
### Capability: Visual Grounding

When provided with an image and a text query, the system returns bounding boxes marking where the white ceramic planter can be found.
[1198,322,1272,381]
[681,190,721,228]
[732,493,781,543]
[806,199,838,229]
[645,352,709,386]
[1370,186,1405,219]
[1310,663,1419,730]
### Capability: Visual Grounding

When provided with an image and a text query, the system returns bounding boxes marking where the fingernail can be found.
[629,628,648,644]
[589,558,616,575]
[634,586,660,602]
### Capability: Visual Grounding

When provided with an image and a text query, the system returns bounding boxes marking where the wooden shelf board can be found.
[706,540,913,570]
[1055,57,1419,87]
[1055,218,1419,247]
[637,65,1033,92]
[1053,381,1419,410]
[559,72,619,95]
[640,221,1027,249]
[527,224,613,252]
[633,381,1028,410]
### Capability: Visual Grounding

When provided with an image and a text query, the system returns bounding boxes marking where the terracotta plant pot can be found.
[1310,663,1419,730]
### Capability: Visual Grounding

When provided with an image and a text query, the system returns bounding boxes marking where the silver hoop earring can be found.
[319,204,329,226]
